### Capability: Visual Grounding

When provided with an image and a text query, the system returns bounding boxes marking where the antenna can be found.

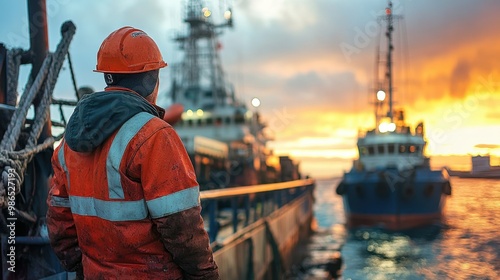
[386,1,394,122]
[378,1,402,123]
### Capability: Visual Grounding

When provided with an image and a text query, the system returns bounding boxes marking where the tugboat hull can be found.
[337,168,451,230]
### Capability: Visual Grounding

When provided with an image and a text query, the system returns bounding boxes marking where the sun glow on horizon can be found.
[267,78,500,178]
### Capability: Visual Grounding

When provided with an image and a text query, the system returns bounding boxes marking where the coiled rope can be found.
[0,21,76,208]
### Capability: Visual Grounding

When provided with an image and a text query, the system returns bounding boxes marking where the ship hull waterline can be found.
[346,212,444,231]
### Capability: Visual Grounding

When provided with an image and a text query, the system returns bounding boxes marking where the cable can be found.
[67,51,79,101]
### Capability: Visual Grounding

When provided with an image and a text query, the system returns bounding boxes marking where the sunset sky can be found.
[2,0,500,178]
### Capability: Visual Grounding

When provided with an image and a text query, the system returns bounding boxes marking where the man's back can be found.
[47,90,219,279]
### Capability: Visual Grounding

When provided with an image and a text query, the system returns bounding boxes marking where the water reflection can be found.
[340,178,500,280]
[301,178,500,280]
[343,227,441,280]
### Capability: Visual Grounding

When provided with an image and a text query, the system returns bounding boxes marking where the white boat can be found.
[169,1,300,189]
[448,154,500,179]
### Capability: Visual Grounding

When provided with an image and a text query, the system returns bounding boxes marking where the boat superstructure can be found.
[336,1,451,230]
[170,0,299,189]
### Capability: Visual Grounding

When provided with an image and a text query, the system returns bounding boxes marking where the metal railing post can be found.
[244,195,250,227]
[208,200,218,242]
[231,197,238,233]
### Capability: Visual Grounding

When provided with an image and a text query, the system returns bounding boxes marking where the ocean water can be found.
[297,178,500,280]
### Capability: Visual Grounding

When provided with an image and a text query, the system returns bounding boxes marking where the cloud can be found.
[220,0,500,121]
[3,0,500,178]
[273,139,357,152]
[449,60,471,98]
[282,71,362,110]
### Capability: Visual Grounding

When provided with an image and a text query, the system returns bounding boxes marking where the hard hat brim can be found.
[94,61,167,74]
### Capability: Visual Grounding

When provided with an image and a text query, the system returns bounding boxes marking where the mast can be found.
[27,0,51,220]
[386,1,394,122]
[172,0,232,108]
[373,1,401,133]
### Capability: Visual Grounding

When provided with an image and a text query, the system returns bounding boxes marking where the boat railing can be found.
[200,178,315,243]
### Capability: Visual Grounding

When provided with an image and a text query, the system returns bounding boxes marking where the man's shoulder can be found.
[142,115,171,131]
[132,114,174,142]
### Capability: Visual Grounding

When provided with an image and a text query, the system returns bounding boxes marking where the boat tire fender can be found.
[442,181,452,195]
[336,182,346,195]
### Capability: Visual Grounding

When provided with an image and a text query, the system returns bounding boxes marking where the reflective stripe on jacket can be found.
[47,112,219,279]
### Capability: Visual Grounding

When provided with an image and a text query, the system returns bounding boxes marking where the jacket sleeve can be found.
[130,124,219,280]
[154,207,219,280]
[46,144,83,273]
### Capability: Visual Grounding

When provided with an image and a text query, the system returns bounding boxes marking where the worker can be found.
[46,26,219,279]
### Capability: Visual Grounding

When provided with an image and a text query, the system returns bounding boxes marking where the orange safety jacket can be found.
[46,90,219,279]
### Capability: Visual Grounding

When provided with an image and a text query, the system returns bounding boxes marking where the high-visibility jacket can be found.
[46,90,219,279]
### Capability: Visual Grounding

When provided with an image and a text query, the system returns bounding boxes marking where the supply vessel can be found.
[169,1,301,190]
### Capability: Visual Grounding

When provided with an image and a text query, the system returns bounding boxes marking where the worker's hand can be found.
[162,103,184,125]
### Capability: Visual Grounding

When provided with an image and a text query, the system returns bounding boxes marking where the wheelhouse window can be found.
[409,145,416,153]
[368,146,375,155]
[359,146,368,156]
[415,145,422,155]
[388,143,395,154]
[234,111,245,124]
[399,144,407,153]
[377,144,385,155]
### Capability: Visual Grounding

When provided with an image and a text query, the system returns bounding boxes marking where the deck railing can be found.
[200,178,315,242]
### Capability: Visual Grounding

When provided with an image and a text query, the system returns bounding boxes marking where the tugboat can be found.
[169,1,300,190]
[336,1,452,230]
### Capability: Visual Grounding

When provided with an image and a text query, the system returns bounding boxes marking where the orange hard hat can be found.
[94,26,167,74]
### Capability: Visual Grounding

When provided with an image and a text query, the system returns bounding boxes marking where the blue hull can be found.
[336,167,451,230]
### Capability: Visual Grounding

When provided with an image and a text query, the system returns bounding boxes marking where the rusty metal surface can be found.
[212,188,314,280]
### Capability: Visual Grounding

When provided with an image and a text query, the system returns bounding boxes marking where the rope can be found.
[0,56,51,151]
[47,21,76,99]
[0,21,76,208]
[0,55,52,208]
[0,138,54,204]
[27,61,54,148]
[6,48,22,106]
